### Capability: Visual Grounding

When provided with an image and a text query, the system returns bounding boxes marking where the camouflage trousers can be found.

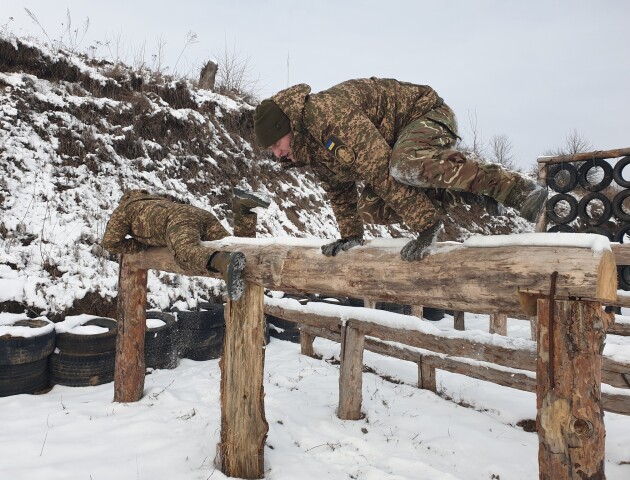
[389,104,519,203]
[357,184,485,226]
[165,208,229,275]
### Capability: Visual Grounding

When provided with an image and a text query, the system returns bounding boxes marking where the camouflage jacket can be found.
[271,77,447,237]
[101,190,228,255]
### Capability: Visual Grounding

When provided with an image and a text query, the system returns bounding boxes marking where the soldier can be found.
[253,77,547,261]
[101,189,246,301]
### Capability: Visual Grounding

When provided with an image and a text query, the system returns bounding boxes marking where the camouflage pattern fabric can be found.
[270,78,519,235]
[101,190,228,275]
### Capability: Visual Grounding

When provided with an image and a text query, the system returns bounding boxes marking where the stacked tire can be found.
[177,304,225,361]
[145,311,178,369]
[0,318,54,396]
[50,317,117,387]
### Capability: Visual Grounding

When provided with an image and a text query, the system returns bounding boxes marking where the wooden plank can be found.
[219,281,268,479]
[125,241,618,317]
[338,325,365,420]
[114,256,148,403]
[537,147,630,164]
[536,299,607,480]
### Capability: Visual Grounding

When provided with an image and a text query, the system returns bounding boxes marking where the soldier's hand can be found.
[321,236,364,257]
[400,221,442,261]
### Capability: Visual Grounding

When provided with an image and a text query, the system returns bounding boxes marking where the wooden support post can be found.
[536,298,608,480]
[219,281,268,479]
[114,255,148,403]
[338,324,365,420]
[489,312,508,336]
[411,305,424,319]
[418,358,437,392]
[453,311,465,331]
[363,298,376,309]
[300,330,315,357]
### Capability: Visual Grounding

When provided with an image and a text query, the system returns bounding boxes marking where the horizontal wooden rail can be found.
[265,301,630,393]
[299,325,630,416]
[125,236,617,317]
[537,147,630,164]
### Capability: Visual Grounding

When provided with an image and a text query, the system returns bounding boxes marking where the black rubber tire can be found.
[577,159,613,192]
[185,342,223,361]
[613,156,630,188]
[177,306,224,330]
[547,224,575,233]
[0,357,49,396]
[584,226,614,240]
[577,192,612,226]
[376,303,412,315]
[612,190,630,222]
[618,265,630,291]
[0,319,55,366]
[48,350,115,387]
[179,325,224,358]
[546,193,578,225]
[614,223,630,243]
[547,163,578,193]
[55,317,117,354]
[423,307,445,321]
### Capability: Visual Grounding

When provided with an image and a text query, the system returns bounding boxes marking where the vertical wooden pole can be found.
[300,330,315,357]
[536,299,607,480]
[453,311,465,331]
[411,305,424,319]
[536,161,549,233]
[219,281,268,479]
[114,255,148,403]
[418,358,437,392]
[338,323,364,420]
[489,312,508,336]
[363,298,376,309]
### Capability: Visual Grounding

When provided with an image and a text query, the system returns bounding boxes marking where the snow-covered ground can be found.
[0,310,628,480]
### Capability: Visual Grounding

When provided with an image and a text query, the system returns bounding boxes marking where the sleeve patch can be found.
[325,135,356,165]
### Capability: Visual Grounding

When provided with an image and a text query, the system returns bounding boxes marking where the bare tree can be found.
[457,110,486,161]
[489,134,515,169]
[214,42,260,102]
[545,129,593,156]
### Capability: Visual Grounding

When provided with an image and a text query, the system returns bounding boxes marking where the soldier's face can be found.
[269,132,294,162]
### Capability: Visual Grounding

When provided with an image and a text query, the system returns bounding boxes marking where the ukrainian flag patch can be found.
[325,134,355,164]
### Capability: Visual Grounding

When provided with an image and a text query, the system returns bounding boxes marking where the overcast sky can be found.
[3,0,629,171]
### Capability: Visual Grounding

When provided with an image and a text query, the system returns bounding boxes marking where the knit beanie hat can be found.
[253,99,291,148]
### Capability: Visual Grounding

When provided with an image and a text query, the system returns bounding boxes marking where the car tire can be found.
[577,192,612,226]
[547,163,578,193]
[55,317,117,354]
[577,159,613,192]
[546,193,578,225]
[613,156,630,188]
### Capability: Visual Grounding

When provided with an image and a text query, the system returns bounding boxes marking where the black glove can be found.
[321,236,364,257]
[400,221,443,261]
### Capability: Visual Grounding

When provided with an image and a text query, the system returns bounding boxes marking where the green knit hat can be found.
[253,99,291,148]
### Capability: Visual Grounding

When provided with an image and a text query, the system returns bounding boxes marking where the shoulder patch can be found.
[325,135,356,165]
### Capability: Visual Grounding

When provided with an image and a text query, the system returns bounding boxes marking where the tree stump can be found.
[219,281,268,479]
[489,312,508,336]
[453,310,465,331]
[199,60,218,91]
[300,330,315,357]
[536,298,608,480]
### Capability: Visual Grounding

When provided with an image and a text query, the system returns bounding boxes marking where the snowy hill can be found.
[0,35,530,319]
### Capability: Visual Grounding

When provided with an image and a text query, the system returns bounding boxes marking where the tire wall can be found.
[546,156,630,290]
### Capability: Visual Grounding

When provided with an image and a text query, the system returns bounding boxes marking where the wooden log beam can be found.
[219,281,268,479]
[114,256,148,403]
[536,299,607,480]
[125,238,617,317]
[537,147,630,164]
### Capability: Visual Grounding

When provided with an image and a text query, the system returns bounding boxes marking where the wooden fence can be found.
[112,236,619,479]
